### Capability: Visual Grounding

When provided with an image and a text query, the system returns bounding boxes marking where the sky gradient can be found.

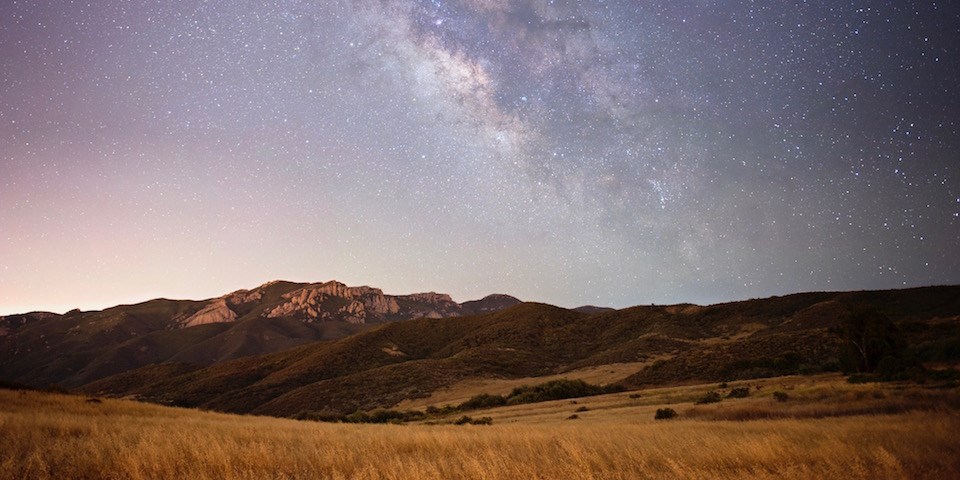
[1,0,958,315]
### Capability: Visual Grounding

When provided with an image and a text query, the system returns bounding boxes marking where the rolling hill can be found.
[0,280,522,388]
[80,286,960,418]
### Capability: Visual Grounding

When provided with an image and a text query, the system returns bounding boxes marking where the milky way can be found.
[1,0,958,314]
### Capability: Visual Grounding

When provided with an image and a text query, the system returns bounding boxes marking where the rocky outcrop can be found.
[265,282,465,324]
[395,292,462,319]
[180,298,237,327]
[266,281,403,324]
[225,288,263,306]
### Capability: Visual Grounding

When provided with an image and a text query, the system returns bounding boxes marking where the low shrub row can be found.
[455,379,625,413]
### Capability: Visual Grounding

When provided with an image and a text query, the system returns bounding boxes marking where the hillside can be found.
[0,280,522,388]
[82,286,960,417]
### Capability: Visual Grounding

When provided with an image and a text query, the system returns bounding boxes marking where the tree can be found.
[841,307,904,373]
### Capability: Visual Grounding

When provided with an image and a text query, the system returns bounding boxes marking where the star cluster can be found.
[1,0,957,313]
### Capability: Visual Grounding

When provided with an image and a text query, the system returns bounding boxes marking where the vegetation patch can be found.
[727,387,750,398]
[505,379,624,405]
[695,391,722,404]
[296,409,426,424]
[654,408,678,420]
[453,416,493,425]
[455,379,623,413]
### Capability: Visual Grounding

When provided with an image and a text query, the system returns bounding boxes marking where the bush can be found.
[425,404,458,416]
[506,379,624,405]
[321,409,426,424]
[727,387,750,398]
[453,415,492,425]
[773,391,789,402]
[695,391,722,404]
[458,393,507,411]
[718,382,729,389]
[654,408,677,420]
[575,406,589,412]
[628,393,642,399]
[566,414,579,420]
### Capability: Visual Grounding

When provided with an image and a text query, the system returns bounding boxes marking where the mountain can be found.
[79,286,960,418]
[460,294,523,316]
[0,280,521,388]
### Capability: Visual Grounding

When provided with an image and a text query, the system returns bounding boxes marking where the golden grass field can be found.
[2,374,959,479]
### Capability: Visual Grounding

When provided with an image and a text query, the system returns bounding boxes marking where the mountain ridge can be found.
[0,279,525,388]
[78,285,960,417]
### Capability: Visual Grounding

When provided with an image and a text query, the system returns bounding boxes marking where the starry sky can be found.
[1,0,958,315]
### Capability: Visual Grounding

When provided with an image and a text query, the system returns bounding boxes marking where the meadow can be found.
[2,374,959,479]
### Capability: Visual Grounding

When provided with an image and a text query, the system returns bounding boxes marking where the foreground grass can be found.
[2,387,959,479]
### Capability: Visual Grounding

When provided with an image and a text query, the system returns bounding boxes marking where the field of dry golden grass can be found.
[2,375,959,479]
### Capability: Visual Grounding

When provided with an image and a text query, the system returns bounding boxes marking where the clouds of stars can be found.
[1,0,958,314]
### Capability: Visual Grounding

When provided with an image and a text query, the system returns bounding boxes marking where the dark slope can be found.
[81,286,960,417]
[0,280,521,388]
[0,298,212,388]
[460,294,523,316]
[0,281,312,387]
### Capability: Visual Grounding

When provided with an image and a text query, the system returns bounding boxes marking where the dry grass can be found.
[2,381,960,480]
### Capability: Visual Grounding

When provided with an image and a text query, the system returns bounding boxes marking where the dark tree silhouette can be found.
[842,307,904,373]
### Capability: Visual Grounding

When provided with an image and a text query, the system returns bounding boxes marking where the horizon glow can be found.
[1,1,958,315]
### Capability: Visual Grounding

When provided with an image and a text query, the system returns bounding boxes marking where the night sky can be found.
[1,1,958,315]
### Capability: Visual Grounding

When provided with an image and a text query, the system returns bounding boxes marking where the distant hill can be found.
[460,294,523,316]
[79,286,960,418]
[0,280,522,388]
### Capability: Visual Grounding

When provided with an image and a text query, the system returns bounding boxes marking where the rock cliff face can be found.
[265,281,460,324]
[182,280,515,326]
[180,298,237,327]
[178,285,270,327]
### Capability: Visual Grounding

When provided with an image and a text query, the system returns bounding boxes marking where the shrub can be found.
[343,411,371,423]
[472,417,493,425]
[628,393,642,399]
[458,393,507,411]
[773,391,789,402]
[506,379,624,405]
[566,414,579,420]
[695,391,722,404]
[727,387,750,398]
[335,409,426,424]
[654,408,677,420]
[719,382,729,389]
[453,415,492,425]
[575,406,589,412]
[426,404,462,417]
[368,409,408,424]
